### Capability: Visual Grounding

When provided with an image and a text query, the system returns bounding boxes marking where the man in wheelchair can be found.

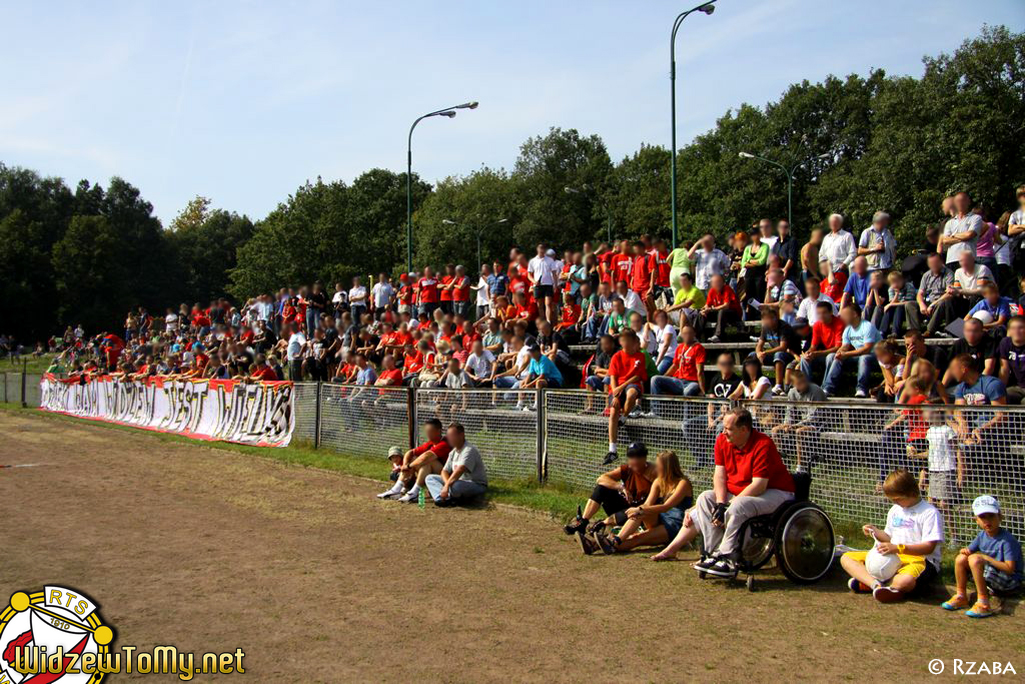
[651,408,796,576]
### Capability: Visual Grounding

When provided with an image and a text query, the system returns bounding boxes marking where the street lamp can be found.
[564,185,613,243]
[669,1,717,249]
[406,101,479,274]
[738,151,831,228]
[442,217,508,272]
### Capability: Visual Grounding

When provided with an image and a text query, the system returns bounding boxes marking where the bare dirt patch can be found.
[1,411,1022,682]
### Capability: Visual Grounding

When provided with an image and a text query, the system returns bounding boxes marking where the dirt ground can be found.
[1,411,1022,683]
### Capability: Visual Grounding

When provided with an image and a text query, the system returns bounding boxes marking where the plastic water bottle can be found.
[417,488,425,509]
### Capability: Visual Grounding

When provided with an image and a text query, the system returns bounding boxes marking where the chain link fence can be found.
[291,382,320,444]
[320,383,410,458]
[2,371,39,407]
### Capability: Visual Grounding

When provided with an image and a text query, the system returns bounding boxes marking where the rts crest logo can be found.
[0,586,114,684]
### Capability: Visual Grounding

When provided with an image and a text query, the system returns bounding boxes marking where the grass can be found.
[2,353,55,375]
[5,404,969,576]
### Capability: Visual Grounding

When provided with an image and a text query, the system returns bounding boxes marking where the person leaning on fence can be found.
[603,329,649,465]
[425,422,488,507]
[841,469,943,603]
[376,418,452,502]
[651,409,795,572]
[943,495,1023,618]
[585,450,693,555]
[564,442,656,542]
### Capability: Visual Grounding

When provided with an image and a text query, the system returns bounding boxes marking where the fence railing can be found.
[287,383,1025,545]
[2,371,43,407]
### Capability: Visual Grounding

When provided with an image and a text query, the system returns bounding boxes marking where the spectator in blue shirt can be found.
[951,353,1007,443]
[840,256,872,309]
[523,343,563,390]
[487,262,509,298]
[822,303,882,397]
[965,282,1013,334]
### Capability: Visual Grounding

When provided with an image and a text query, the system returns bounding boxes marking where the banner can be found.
[39,374,295,447]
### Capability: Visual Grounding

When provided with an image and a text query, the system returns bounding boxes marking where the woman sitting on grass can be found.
[586,450,693,555]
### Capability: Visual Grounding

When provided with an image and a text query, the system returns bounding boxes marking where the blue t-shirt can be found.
[528,354,563,386]
[487,274,509,296]
[842,319,882,349]
[967,296,1013,321]
[954,374,1006,406]
[844,272,871,308]
[968,529,1023,583]
[356,367,378,385]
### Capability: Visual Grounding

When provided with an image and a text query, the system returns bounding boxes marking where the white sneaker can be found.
[398,490,419,503]
[376,487,402,499]
[771,384,785,396]
[854,389,867,398]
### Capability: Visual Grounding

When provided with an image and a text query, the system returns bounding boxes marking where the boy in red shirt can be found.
[604,329,649,465]
[629,241,651,296]
[700,274,742,343]
[799,300,845,385]
[610,241,633,285]
[377,418,452,501]
[648,237,672,303]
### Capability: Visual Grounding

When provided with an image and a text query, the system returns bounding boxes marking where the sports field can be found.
[2,410,1022,682]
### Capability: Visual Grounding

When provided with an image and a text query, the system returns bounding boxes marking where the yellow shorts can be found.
[842,551,928,578]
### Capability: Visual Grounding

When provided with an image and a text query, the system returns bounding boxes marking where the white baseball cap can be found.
[972,495,1000,516]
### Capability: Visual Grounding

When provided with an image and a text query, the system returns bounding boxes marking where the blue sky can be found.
[2,1,1022,224]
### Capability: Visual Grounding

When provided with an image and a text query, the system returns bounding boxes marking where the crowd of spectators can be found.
[44,189,1025,449]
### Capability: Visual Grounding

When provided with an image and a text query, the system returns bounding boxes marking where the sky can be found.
[1,0,1023,225]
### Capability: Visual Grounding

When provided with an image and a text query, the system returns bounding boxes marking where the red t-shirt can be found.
[439,275,454,302]
[412,438,452,464]
[611,254,633,283]
[630,255,651,293]
[451,276,470,302]
[418,278,439,304]
[509,277,528,296]
[706,285,742,316]
[823,271,848,303]
[810,316,845,351]
[598,251,615,283]
[250,365,278,381]
[649,250,671,287]
[672,342,706,382]
[515,300,539,320]
[714,430,795,495]
[398,284,413,305]
[903,394,931,442]
[404,351,426,374]
[608,350,648,391]
[558,303,581,328]
[378,368,403,385]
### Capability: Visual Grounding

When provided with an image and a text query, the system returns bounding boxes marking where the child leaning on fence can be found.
[906,407,964,540]
[840,469,944,603]
[942,495,1023,618]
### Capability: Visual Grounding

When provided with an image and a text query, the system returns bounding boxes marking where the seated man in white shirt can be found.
[796,275,836,326]
[425,422,488,507]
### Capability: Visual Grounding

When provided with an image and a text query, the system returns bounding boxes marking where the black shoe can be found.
[563,506,586,535]
[577,531,598,555]
[602,451,619,466]
[434,497,453,508]
[595,534,619,555]
[704,557,738,578]
[693,556,717,572]
[586,520,606,537]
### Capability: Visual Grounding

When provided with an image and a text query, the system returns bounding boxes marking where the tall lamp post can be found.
[442,218,508,272]
[406,101,478,274]
[564,185,613,244]
[738,151,831,228]
[669,1,717,249]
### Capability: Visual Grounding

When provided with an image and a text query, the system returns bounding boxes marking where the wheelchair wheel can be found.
[737,516,775,571]
[774,504,834,584]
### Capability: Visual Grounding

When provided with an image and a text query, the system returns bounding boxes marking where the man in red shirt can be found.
[248,353,279,381]
[648,237,672,304]
[651,325,705,409]
[799,299,845,385]
[417,266,440,319]
[654,408,795,573]
[610,240,633,285]
[698,274,742,343]
[376,418,452,501]
[450,265,471,318]
[604,329,649,465]
[629,241,651,296]
[397,274,413,316]
[439,263,456,314]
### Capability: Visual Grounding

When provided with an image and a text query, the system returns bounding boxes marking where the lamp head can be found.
[496,218,509,224]
[698,3,715,15]
[738,151,755,159]
[442,219,457,225]
[459,101,479,110]
[440,111,457,118]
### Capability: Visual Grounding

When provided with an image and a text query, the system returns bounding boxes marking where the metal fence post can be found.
[536,388,545,483]
[407,386,416,449]
[314,382,323,449]
[20,362,27,408]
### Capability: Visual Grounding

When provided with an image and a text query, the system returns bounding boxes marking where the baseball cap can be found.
[387,446,403,459]
[972,495,1000,516]
[626,442,647,458]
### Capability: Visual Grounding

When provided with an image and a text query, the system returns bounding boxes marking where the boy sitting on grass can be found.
[942,495,1023,618]
[840,469,943,603]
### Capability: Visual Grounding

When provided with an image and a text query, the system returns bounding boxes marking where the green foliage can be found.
[1,26,1022,342]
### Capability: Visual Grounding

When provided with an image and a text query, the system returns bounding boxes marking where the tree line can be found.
[1,26,1021,342]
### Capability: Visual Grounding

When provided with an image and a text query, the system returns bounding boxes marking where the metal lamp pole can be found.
[406,101,478,274]
[442,218,508,272]
[670,1,717,249]
[564,185,613,244]
[738,151,831,228]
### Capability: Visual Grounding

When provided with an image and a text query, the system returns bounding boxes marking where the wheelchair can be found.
[697,470,835,591]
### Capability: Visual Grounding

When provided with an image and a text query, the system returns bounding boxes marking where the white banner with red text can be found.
[39,374,295,447]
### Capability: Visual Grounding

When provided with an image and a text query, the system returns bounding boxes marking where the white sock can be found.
[407,484,421,496]
[608,443,617,453]
[385,481,403,494]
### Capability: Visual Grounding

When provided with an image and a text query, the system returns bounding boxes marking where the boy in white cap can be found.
[942,495,1023,617]
[375,446,405,497]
